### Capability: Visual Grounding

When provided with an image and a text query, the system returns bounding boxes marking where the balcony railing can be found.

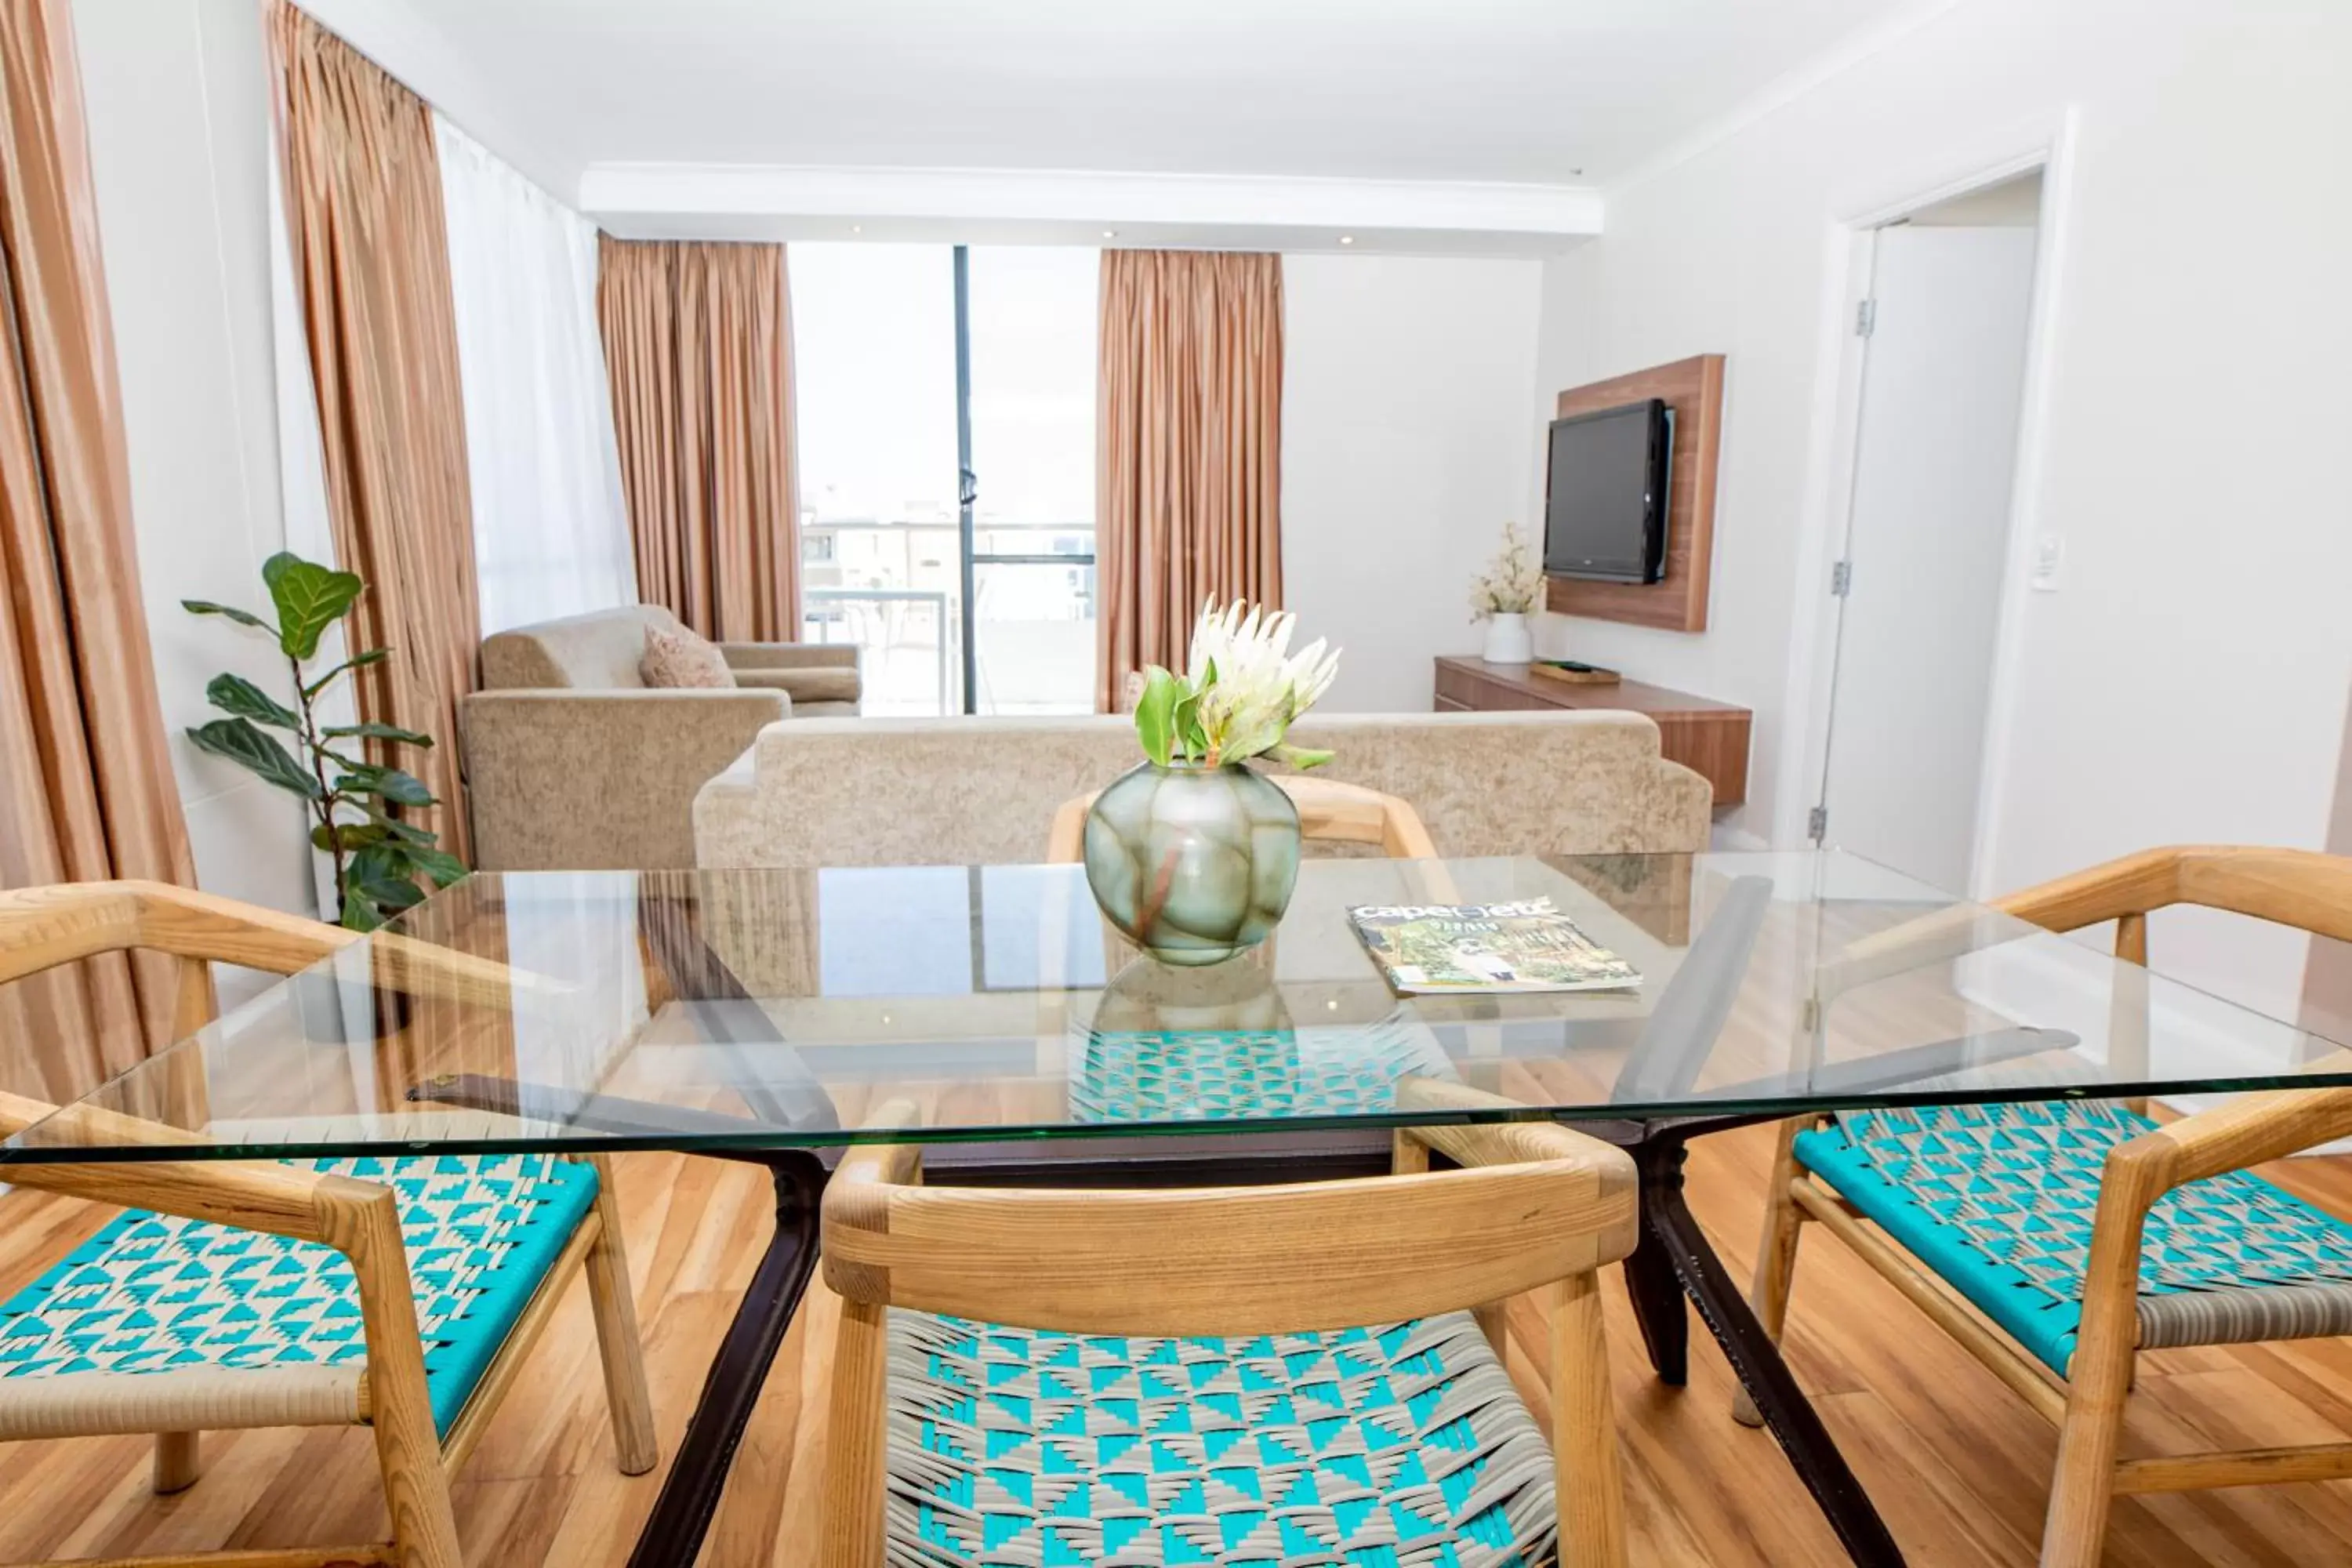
[800,519,1095,716]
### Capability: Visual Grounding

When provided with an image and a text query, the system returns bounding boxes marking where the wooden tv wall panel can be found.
[1545,354,1725,633]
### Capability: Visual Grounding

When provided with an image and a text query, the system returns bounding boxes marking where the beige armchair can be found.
[461,604,861,870]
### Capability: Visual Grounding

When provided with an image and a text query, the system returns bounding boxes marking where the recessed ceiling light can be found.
[851,223,862,234]
[1338,234,1356,245]
[1102,229,1117,238]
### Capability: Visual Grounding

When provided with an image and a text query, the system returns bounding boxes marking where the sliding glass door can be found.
[793,244,1097,715]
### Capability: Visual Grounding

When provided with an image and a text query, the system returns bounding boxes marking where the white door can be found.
[1820,225,2038,894]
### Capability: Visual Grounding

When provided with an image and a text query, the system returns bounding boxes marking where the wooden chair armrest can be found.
[0,1087,209,1144]
[1991,849,2180,937]
[2,880,545,1012]
[1393,1076,1632,1174]
[1813,902,2031,1007]
[1047,793,1097,866]
[119,880,358,975]
[2118,1079,2352,1190]
[833,1099,926,1192]
[0,1154,356,1246]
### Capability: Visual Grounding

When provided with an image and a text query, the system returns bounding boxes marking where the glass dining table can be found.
[9,850,2352,1567]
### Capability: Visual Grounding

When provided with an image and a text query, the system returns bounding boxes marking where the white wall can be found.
[1283,253,1544,713]
[1531,0,2352,1014]
[75,0,315,927]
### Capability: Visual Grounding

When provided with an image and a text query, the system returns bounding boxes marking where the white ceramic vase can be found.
[1482,612,1534,665]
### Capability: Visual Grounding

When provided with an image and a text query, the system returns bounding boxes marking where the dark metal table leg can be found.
[1636,1123,1904,1567]
[625,1150,827,1568]
[1624,1138,1693,1385]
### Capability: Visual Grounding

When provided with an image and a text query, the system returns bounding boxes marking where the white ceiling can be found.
[391,0,1925,187]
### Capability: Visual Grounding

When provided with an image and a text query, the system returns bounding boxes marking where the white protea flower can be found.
[1133,597,1343,768]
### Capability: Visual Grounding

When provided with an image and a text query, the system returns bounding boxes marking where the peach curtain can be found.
[267,1,477,862]
[0,0,199,1095]
[1094,250,1284,712]
[597,237,802,642]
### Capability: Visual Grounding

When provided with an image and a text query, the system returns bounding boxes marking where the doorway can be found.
[790,243,1099,717]
[1813,171,2042,894]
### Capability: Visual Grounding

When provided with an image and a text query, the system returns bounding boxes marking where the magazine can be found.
[1348,897,1642,996]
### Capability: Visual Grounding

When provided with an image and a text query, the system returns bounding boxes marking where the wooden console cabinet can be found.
[1432,655,1751,808]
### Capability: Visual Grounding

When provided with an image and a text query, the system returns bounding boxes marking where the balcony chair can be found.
[0,880,655,1568]
[1739,845,2352,1568]
[818,1076,1637,1567]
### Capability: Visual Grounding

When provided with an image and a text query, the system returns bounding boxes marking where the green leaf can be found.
[348,842,403,887]
[1132,666,1181,768]
[1169,688,1203,765]
[262,552,365,660]
[183,599,272,632]
[1269,742,1335,771]
[205,673,298,730]
[350,871,426,914]
[187,717,321,798]
[403,845,467,888]
[311,822,389,853]
[345,845,428,919]
[376,815,437,847]
[339,897,383,932]
[322,721,433,749]
[334,764,434,808]
[303,648,390,701]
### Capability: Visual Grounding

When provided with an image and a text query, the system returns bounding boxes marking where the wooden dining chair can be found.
[1739,846,2352,1568]
[0,880,655,1568]
[818,1077,1637,1568]
[1046,772,1441,864]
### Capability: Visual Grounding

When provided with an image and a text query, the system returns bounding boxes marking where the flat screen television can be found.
[1542,399,1672,584]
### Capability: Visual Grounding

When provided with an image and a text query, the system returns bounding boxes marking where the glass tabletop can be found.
[9,851,2351,1162]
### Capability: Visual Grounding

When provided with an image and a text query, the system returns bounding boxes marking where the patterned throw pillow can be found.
[640,623,735,688]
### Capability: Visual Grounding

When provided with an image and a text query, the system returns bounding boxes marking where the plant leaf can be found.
[1268,742,1335,771]
[311,822,389,853]
[205,673,298,730]
[303,648,390,701]
[183,599,272,632]
[262,552,365,661]
[1169,688,1203,765]
[339,897,382,932]
[1132,666,1182,768]
[403,845,467,888]
[322,721,433,749]
[335,764,434,808]
[187,717,321,798]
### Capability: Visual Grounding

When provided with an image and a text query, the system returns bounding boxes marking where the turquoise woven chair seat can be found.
[884,1309,1557,1566]
[1073,1018,1457,1126]
[1797,1100,2352,1375]
[0,1152,597,1436]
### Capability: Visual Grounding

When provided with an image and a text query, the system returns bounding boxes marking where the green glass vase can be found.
[1080,760,1301,966]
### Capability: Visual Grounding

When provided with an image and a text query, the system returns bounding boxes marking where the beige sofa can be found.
[462,604,861,870]
[694,710,1711,868]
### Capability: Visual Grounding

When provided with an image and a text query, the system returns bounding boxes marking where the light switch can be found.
[2029,534,2065,591]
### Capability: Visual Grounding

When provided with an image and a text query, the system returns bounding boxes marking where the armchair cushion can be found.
[0,1152,597,1436]
[729,665,860,705]
[1796,1100,2352,1375]
[884,1308,1559,1566]
[640,622,736,689]
[717,641,858,671]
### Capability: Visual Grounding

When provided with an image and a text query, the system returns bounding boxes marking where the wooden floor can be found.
[9,1126,2352,1565]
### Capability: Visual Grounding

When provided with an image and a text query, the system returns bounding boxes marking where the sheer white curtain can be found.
[434,115,635,633]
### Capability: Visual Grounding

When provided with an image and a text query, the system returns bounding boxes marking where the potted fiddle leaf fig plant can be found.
[184,552,464,931]
[1083,600,1341,965]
